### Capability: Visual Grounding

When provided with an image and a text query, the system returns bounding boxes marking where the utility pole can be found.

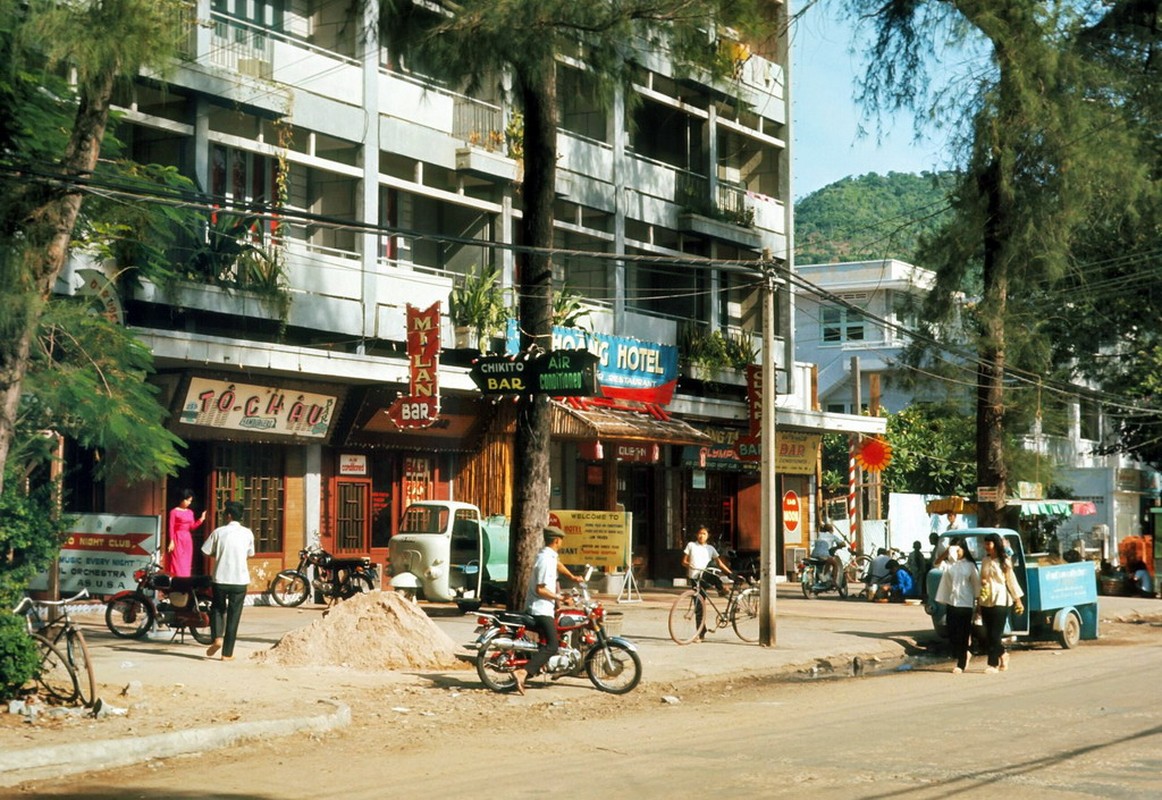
[869,373,882,521]
[849,356,862,547]
[760,253,780,646]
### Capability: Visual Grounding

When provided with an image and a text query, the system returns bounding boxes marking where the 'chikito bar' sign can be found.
[180,377,336,438]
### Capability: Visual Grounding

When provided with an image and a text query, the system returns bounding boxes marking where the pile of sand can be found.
[255,590,469,671]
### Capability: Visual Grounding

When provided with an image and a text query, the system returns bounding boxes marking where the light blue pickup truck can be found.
[925,527,1099,649]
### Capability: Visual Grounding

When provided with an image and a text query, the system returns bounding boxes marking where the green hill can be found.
[794,171,955,266]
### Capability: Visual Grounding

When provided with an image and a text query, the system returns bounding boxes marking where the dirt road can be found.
[13,615,1161,799]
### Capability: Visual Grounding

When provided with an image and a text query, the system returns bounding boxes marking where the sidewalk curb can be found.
[0,700,351,788]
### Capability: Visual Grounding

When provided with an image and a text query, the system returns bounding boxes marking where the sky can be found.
[789,5,954,200]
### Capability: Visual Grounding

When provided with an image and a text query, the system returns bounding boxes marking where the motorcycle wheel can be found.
[188,599,215,645]
[730,587,761,643]
[105,593,155,639]
[836,570,849,600]
[800,564,816,599]
[667,590,705,645]
[475,633,525,693]
[337,573,375,601]
[269,571,310,607]
[585,640,642,694]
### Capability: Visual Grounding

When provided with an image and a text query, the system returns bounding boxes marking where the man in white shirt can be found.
[201,500,255,661]
[512,527,576,695]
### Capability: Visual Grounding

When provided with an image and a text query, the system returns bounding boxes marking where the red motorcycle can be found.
[105,554,214,644]
[468,566,642,695]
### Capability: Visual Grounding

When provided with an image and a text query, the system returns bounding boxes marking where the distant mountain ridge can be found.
[794,171,955,266]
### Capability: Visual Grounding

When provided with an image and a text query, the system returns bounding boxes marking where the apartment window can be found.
[210,145,281,239]
[1080,398,1101,441]
[821,306,865,343]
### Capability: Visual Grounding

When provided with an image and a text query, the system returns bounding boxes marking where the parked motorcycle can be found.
[105,555,214,644]
[468,566,642,695]
[799,555,850,599]
[269,545,378,607]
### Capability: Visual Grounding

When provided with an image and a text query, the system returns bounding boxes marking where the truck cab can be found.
[388,501,509,609]
[926,527,1098,648]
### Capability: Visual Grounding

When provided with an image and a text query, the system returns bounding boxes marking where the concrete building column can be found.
[358,0,382,351]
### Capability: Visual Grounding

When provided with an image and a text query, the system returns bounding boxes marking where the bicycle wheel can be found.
[65,629,97,707]
[105,593,155,638]
[269,571,310,607]
[667,590,705,645]
[31,634,79,704]
[730,587,761,643]
[846,554,872,585]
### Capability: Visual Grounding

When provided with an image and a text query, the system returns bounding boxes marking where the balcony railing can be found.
[452,98,504,151]
[209,14,275,78]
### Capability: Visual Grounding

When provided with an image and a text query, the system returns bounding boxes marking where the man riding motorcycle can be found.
[809,524,844,588]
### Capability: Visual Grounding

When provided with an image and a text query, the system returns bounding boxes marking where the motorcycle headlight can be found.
[425,566,444,581]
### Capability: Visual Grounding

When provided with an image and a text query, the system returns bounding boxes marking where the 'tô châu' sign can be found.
[470,350,600,397]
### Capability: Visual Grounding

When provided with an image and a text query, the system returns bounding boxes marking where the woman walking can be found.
[978,533,1025,673]
[934,537,979,673]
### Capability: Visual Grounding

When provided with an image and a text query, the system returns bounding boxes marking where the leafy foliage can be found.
[449,264,508,348]
[795,171,956,265]
[879,403,977,497]
[551,285,591,329]
[18,299,186,485]
[0,0,189,491]
[0,481,63,610]
[0,613,38,699]
[680,325,756,374]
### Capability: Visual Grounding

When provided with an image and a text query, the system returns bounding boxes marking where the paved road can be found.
[18,595,1162,799]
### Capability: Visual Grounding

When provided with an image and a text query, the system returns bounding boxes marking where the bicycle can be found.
[668,567,760,645]
[13,589,98,707]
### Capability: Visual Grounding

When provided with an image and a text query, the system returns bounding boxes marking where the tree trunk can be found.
[0,70,118,494]
[975,150,1011,527]
[507,63,558,610]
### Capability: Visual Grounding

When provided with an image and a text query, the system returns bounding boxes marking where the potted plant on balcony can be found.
[680,325,756,382]
[552,284,591,329]
[180,211,291,323]
[449,264,507,351]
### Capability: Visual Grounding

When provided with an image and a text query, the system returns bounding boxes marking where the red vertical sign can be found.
[387,303,442,428]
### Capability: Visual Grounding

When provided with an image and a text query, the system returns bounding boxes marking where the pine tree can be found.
[843,0,1155,522]
[377,0,780,606]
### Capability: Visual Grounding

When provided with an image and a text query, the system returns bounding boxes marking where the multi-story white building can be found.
[58,0,884,585]
[794,258,1156,559]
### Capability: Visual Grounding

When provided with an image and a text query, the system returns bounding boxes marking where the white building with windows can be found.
[795,259,938,414]
[794,258,1156,559]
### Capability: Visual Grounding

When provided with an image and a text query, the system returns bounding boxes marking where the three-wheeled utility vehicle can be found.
[926,527,1099,649]
[387,501,509,610]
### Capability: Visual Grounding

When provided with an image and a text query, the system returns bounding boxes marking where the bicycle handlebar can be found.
[11,588,91,614]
